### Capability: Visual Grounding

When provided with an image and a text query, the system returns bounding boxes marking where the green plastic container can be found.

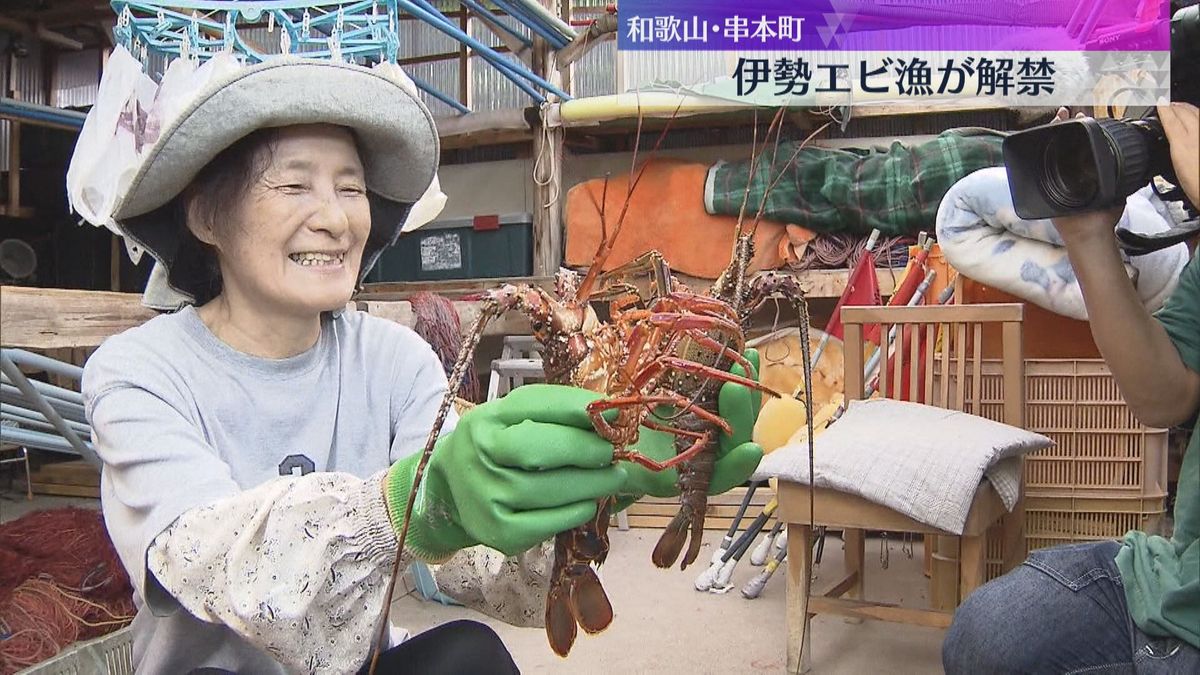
[371,213,533,282]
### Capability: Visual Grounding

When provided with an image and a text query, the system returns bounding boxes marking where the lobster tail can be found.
[680,510,706,570]
[545,582,578,657]
[570,566,614,634]
[652,504,694,568]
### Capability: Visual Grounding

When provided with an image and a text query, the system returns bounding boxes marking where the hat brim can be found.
[113,57,439,221]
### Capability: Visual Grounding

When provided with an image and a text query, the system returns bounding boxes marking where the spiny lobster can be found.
[369,107,777,666]
[370,107,824,671]
[600,111,827,572]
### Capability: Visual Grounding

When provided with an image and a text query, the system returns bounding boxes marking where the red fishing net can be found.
[0,507,134,674]
[411,291,481,403]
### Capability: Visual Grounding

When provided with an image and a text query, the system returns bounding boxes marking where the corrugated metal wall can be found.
[53,49,101,108]
[466,14,531,112]
[1,34,9,173]
[0,3,613,121]
[8,36,46,105]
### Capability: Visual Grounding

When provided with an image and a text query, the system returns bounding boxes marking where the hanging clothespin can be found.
[223,12,236,52]
[329,33,342,62]
[385,30,399,64]
[187,11,201,61]
[280,27,292,54]
[302,8,312,39]
[155,9,167,32]
[268,11,275,33]
[114,5,133,51]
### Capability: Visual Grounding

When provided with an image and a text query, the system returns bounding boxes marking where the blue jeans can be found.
[943,541,1199,674]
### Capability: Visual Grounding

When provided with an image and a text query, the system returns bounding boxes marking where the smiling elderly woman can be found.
[72,57,765,675]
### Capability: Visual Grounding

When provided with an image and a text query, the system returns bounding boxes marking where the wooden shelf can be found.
[553,95,1041,132]
[358,266,907,302]
[432,99,1050,150]
[0,286,527,347]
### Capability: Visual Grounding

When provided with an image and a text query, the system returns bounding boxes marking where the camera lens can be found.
[1041,133,1098,209]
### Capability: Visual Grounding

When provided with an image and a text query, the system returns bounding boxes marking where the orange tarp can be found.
[565,158,815,280]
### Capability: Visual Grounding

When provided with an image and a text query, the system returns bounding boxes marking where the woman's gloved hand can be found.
[613,349,765,508]
[384,385,628,562]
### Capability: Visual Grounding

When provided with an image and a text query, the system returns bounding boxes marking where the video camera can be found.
[1002,3,1199,252]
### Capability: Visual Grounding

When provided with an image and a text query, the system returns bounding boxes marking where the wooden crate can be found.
[26,459,100,498]
[621,485,772,531]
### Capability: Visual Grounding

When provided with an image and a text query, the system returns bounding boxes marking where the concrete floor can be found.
[393,528,945,674]
[2,489,946,674]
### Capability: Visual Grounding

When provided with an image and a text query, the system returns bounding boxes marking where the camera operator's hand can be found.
[1051,205,1126,247]
[1047,108,1123,244]
[1157,101,1199,207]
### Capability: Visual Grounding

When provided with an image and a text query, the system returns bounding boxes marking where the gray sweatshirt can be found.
[83,306,551,675]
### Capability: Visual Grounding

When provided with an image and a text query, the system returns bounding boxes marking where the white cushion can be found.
[754,398,1053,534]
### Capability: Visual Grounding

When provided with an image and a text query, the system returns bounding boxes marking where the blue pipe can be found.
[488,0,567,48]
[0,98,86,129]
[409,74,472,113]
[400,0,567,99]
[498,0,570,48]
[457,0,534,49]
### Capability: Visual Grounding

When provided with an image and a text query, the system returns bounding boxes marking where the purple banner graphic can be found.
[618,0,1170,52]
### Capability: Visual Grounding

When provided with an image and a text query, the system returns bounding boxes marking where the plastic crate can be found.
[15,627,133,675]
[983,494,1167,581]
[936,359,1169,499]
[370,213,533,282]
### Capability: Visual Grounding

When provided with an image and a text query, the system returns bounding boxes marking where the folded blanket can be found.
[753,399,1053,535]
[565,158,813,279]
[936,167,1189,320]
[706,129,1007,237]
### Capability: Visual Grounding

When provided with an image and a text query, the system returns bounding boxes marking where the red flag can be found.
[823,249,881,341]
[864,244,932,345]
[868,319,931,398]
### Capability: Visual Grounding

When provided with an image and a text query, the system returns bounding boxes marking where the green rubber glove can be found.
[613,349,765,509]
[384,385,629,562]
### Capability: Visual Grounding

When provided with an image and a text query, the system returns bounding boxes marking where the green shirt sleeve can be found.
[1155,253,1200,374]
[1119,251,1200,649]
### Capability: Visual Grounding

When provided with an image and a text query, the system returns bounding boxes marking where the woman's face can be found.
[204,124,372,317]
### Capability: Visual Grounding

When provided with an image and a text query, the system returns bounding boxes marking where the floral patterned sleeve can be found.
[432,540,554,627]
[147,470,555,673]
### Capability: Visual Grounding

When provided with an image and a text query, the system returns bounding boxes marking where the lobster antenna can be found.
[577,96,686,300]
[369,303,498,674]
[724,108,786,309]
[748,121,831,237]
[749,108,791,238]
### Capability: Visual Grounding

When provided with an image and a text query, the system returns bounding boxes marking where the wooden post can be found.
[558,0,572,95]
[458,9,470,109]
[530,0,564,276]
[786,523,814,674]
[110,235,121,291]
[7,121,19,215]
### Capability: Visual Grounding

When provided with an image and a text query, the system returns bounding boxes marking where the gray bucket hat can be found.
[96,56,440,309]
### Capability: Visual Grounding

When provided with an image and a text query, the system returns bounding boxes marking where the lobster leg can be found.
[633,356,778,399]
[588,393,731,439]
[613,430,714,472]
